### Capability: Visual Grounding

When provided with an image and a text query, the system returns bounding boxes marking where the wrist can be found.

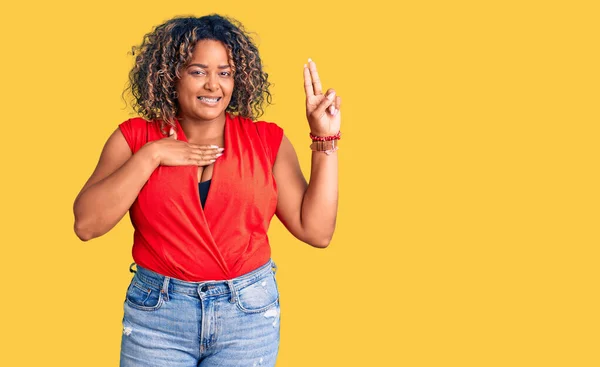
[309,131,341,141]
[140,142,161,167]
[310,140,339,155]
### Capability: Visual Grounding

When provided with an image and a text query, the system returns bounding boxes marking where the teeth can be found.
[198,97,220,103]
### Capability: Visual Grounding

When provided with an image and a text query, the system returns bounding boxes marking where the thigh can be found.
[200,272,281,367]
[120,276,201,367]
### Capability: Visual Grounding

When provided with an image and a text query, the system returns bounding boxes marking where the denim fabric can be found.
[120,259,281,367]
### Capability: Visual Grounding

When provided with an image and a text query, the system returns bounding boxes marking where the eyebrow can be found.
[188,63,231,69]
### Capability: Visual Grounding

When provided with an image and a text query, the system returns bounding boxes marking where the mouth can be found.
[197,96,222,104]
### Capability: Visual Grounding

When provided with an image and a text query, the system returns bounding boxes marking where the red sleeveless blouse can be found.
[119,113,283,281]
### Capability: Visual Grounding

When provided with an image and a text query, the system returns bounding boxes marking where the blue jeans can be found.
[120,259,281,367]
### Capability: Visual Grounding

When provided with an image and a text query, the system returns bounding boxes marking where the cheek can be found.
[177,78,198,96]
[179,90,199,106]
[175,84,186,101]
[223,78,235,94]
[224,90,234,105]
[224,81,235,97]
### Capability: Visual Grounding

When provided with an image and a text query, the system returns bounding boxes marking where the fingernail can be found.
[333,108,338,116]
[327,92,336,100]
[216,153,223,158]
[329,105,335,115]
[210,145,219,148]
[304,64,307,68]
[308,58,312,63]
[218,148,225,151]
[210,159,216,163]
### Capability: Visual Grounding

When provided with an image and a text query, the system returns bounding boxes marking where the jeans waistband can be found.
[129,259,277,301]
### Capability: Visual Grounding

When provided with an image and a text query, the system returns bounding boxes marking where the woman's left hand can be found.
[304,59,342,137]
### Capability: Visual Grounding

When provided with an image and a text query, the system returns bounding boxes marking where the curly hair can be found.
[124,14,272,132]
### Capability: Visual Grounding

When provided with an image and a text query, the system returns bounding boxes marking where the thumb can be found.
[314,90,336,117]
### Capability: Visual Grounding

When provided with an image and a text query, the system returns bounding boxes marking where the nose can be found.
[204,73,219,91]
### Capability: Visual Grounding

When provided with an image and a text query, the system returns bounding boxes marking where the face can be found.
[175,39,234,123]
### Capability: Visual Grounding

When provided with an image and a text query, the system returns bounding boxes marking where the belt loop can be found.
[271,259,277,274]
[129,262,137,273]
[227,280,238,304]
[161,276,171,302]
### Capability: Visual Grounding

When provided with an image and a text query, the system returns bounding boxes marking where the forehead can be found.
[190,39,230,62]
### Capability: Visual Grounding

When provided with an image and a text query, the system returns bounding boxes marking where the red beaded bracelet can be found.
[309,131,341,141]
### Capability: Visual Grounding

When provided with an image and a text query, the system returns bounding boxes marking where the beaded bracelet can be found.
[309,131,341,141]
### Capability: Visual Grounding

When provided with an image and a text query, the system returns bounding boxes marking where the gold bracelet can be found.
[310,140,339,155]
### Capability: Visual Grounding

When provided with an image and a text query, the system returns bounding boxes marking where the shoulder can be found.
[117,117,153,153]
[254,121,283,138]
[234,115,284,165]
[252,119,283,146]
[233,115,284,143]
[118,117,150,130]
[118,117,150,135]
[233,114,283,132]
[247,115,284,137]
[254,120,283,132]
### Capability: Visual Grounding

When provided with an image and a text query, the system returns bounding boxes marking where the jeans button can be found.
[201,285,208,292]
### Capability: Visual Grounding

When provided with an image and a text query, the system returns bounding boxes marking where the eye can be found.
[220,71,232,77]
[190,70,206,76]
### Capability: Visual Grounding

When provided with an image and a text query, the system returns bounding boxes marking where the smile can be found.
[197,96,222,104]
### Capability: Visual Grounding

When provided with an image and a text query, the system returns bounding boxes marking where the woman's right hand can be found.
[148,129,224,167]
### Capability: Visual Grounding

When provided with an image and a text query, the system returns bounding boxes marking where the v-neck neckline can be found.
[173,115,229,217]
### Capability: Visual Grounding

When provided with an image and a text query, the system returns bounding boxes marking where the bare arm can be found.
[273,59,341,248]
[274,135,338,248]
[73,128,159,241]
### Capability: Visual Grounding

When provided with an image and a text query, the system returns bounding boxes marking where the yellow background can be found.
[1,0,598,366]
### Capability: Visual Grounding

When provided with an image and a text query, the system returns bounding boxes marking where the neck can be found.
[178,113,226,140]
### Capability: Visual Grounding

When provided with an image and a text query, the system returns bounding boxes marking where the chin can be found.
[194,109,226,121]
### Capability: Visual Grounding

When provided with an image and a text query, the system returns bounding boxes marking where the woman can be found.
[73,14,341,367]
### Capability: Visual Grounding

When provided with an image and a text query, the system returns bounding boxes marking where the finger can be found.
[188,153,220,166]
[194,149,224,158]
[308,58,322,95]
[303,64,314,98]
[191,149,224,160]
[335,95,342,110]
[187,153,222,166]
[330,95,342,116]
[313,90,336,117]
[189,144,225,151]
[191,158,217,167]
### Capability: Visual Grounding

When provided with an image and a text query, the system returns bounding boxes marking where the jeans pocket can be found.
[125,276,164,311]
[236,273,279,314]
